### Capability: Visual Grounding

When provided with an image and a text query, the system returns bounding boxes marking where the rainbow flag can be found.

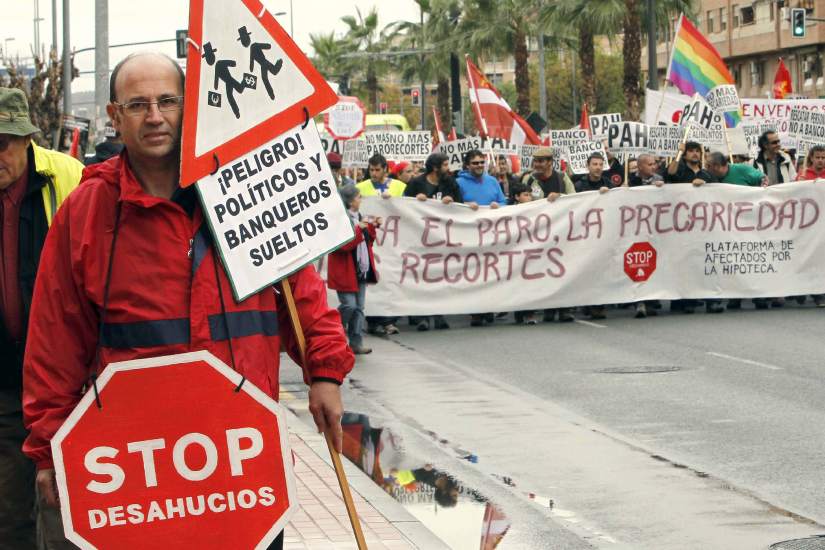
[666,14,741,127]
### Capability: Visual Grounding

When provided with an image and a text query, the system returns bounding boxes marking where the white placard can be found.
[342,138,368,168]
[607,122,649,155]
[705,84,741,113]
[566,141,607,174]
[648,125,685,157]
[589,113,622,138]
[198,121,354,300]
[364,131,433,161]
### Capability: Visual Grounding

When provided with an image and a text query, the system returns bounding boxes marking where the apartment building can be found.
[648,0,825,98]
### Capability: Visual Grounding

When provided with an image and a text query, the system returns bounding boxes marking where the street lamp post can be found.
[647,0,657,90]
[62,0,70,115]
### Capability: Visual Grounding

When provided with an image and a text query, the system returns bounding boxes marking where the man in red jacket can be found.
[22,52,353,549]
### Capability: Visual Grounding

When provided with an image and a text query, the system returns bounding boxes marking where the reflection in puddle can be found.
[341,412,510,549]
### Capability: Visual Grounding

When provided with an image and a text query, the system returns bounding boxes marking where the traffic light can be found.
[379,102,388,114]
[792,8,806,38]
[175,30,188,59]
[411,88,420,106]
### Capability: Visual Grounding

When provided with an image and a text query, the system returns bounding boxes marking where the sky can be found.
[0,0,421,93]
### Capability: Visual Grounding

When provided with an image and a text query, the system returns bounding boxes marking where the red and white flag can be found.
[579,102,590,137]
[432,106,446,145]
[773,58,793,99]
[465,55,540,145]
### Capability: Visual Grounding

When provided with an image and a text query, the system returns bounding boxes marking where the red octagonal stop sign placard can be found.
[51,351,297,550]
[624,242,657,282]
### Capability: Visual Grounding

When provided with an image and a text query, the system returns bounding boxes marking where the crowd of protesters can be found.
[327,129,825,342]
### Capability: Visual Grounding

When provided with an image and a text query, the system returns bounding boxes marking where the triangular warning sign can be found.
[180,0,337,186]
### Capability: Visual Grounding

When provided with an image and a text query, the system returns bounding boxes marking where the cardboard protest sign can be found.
[566,141,607,174]
[180,0,337,186]
[319,132,342,155]
[197,121,354,301]
[480,136,518,156]
[341,137,369,168]
[518,144,563,173]
[323,95,366,139]
[705,84,741,114]
[589,113,622,139]
[364,131,432,161]
[681,94,718,130]
[607,122,649,155]
[788,107,825,156]
[437,137,484,171]
[51,351,297,550]
[647,125,684,157]
[545,129,589,150]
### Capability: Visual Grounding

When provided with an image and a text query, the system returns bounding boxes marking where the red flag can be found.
[432,107,446,145]
[447,127,457,141]
[68,127,80,159]
[465,55,541,145]
[773,58,793,99]
[579,102,590,136]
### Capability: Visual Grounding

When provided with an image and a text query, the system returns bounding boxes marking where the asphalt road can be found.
[309,301,825,549]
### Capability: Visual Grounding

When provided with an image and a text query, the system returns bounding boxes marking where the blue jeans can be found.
[337,283,367,349]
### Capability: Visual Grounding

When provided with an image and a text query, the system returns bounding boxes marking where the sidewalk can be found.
[281,392,450,550]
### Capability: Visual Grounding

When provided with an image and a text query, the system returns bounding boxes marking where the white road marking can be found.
[706,352,783,371]
[575,319,607,329]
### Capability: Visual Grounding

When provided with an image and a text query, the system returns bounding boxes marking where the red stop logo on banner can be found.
[51,351,297,550]
[624,242,657,282]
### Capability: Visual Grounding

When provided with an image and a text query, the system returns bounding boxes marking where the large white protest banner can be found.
[198,121,354,300]
[364,131,433,161]
[359,184,825,315]
[589,113,622,138]
[607,122,649,155]
[567,141,607,174]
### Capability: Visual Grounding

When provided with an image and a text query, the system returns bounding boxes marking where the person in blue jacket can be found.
[456,149,505,209]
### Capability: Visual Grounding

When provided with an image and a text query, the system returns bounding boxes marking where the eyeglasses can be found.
[114,96,184,117]
[469,161,485,166]
[769,140,781,145]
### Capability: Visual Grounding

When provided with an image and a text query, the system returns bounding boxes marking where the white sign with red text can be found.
[359,184,825,315]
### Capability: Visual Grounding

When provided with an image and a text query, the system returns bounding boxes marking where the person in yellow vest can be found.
[356,153,403,334]
[0,87,82,547]
[356,153,406,197]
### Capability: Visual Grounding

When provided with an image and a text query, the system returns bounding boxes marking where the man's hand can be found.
[654,180,665,187]
[37,469,59,508]
[381,191,392,199]
[308,381,344,453]
[692,178,706,187]
[441,196,454,205]
[546,192,560,202]
[416,193,428,201]
[489,201,500,209]
[467,201,479,211]
[599,186,610,194]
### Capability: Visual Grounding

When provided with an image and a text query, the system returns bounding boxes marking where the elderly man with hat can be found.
[0,87,82,547]
[520,146,575,201]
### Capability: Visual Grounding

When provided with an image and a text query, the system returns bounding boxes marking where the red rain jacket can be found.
[22,153,353,470]
[326,222,378,292]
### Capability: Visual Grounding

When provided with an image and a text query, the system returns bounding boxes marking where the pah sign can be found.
[51,351,297,550]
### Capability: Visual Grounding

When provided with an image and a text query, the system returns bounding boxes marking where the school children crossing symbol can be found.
[180,0,337,186]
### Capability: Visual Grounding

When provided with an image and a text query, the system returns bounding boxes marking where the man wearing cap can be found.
[21,53,351,549]
[0,87,83,547]
[521,147,575,201]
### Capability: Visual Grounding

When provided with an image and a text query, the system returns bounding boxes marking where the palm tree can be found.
[460,0,539,117]
[340,7,393,111]
[309,31,352,93]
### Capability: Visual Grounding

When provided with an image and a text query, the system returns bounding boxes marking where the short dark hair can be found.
[368,154,387,169]
[463,149,485,166]
[587,152,605,165]
[758,130,778,151]
[109,53,185,103]
[706,151,728,166]
[425,152,449,174]
[685,141,703,153]
[806,144,825,162]
[509,182,530,200]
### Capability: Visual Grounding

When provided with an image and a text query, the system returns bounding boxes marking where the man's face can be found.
[467,155,485,177]
[707,162,728,179]
[684,147,701,164]
[628,160,638,174]
[766,133,781,155]
[368,164,387,183]
[438,160,450,176]
[638,157,656,177]
[107,55,183,164]
[532,156,552,175]
[0,134,31,189]
[588,157,604,178]
[398,165,414,183]
[812,151,825,171]
[497,158,508,173]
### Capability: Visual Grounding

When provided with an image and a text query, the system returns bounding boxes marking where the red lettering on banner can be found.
[690,202,708,231]
[494,217,512,245]
[516,216,534,244]
[377,216,400,247]
[421,253,444,283]
[534,214,552,242]
[464,253,481,282]
[619,206,634,237]
[521,249,544,280]
[709,201,727,232]
[776,200,797,230]
[483,252,502,282]
[799,198,820,229]
[499,250,519,279]
[734,202,755,231]
[546,248,565,277]
[636,204,654,236]
[757,202,777,230]
[421,217,446,247]
[477,219,492,246]
[674,202,690,232]
[444,253,462,283]
[400,253,420,283]
[654,203,674,233]
[445,219,462,247]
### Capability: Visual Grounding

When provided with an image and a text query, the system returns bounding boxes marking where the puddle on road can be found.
[341,411,510,549]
